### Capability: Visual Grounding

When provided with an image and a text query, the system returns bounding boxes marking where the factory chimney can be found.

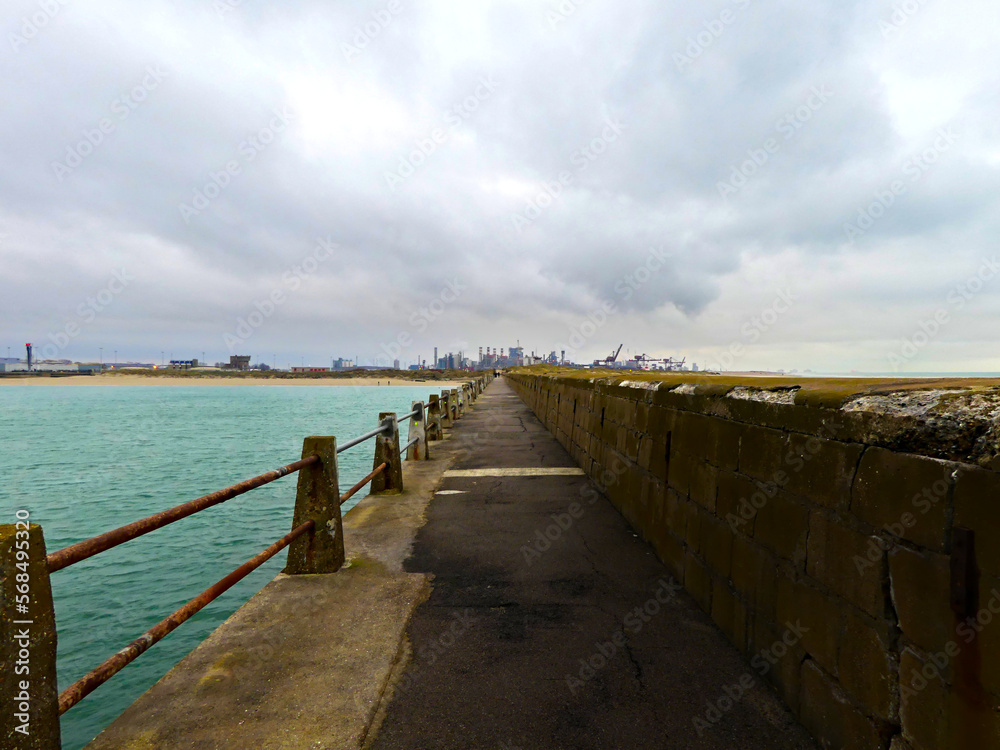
[25,343,33,371]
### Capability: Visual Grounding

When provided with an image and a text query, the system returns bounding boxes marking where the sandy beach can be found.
[0,374,470,387]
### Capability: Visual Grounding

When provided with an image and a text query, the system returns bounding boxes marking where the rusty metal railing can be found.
[58,520,316,714]
[2,373,493,749]
[340,462,387,505]
[46,456,320,573]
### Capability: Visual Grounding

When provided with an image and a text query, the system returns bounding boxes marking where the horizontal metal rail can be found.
[397,404,423,424]
[58,519,315,715]
[47,455,320,573]
[336,422,391,454]
[401,436,419,455]
[339,463,387,506]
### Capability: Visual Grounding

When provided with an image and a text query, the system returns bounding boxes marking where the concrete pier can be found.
[84,377,816,749]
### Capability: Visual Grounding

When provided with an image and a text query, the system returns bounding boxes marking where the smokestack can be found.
[25,343,32,371]
[434,347,438,369]
[479,346,483,363]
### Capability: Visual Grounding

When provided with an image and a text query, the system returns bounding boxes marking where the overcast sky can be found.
[2,0,998,372]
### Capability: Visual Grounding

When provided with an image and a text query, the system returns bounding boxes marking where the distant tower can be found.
[561,350,566,365]
[434,347,438,370]
[25,343,33,371]
[479,346,483,364]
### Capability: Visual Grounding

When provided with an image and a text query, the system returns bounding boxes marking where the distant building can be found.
[226,355,251,371]
[168,359,198,369]
[291,367,329,373]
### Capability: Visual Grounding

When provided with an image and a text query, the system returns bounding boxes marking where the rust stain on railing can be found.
[47,456,320,573]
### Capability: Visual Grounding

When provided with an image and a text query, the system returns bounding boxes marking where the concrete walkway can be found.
[367,379,817,750]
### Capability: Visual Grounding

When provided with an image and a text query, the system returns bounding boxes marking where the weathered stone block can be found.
[689,459,718,512]
[776,577,841,676]
[953,467,1000,578]
[899,647,949,750]
[808,511,887,618]
[685,552,713,613]
[738,425,788,482]
[753,490,809,567]
[784,433,864,510]
[851,448,954,551]
[888,545,953,655]
[838,611,899,721]
[700,514,734,578]
[705,417,742,472]
[674,411,712,457]
[800,659,889,750]
[731,535,778,616]
[667,450,694,496]
[716,471,759,537]
[750,612,805,713]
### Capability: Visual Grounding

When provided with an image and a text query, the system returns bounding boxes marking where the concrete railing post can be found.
[440,391,453,428]
[1,523,61,750]
[285,437,344,574]
[427,394,443,440]
[370,413,403,494]
[407,401,429,460]
[450,388,460,420]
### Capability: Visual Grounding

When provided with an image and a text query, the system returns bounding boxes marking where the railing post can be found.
[284,437,344,574]
[1,523,60,750]
[439,391,453,428]
[450,388,461,420]
[464,383,473,406]
[407,401,429,460]
[426,394,443,440]
[371,413,403,494]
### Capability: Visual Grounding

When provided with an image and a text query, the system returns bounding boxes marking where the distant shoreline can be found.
[0,372,472,387]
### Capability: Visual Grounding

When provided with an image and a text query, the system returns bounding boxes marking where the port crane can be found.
[600,344,623,367]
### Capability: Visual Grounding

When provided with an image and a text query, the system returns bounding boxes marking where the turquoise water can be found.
[0,385,437,749]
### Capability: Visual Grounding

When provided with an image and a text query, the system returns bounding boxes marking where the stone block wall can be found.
[506,373,1000,750]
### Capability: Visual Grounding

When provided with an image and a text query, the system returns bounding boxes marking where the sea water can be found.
[0,385,438,749]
